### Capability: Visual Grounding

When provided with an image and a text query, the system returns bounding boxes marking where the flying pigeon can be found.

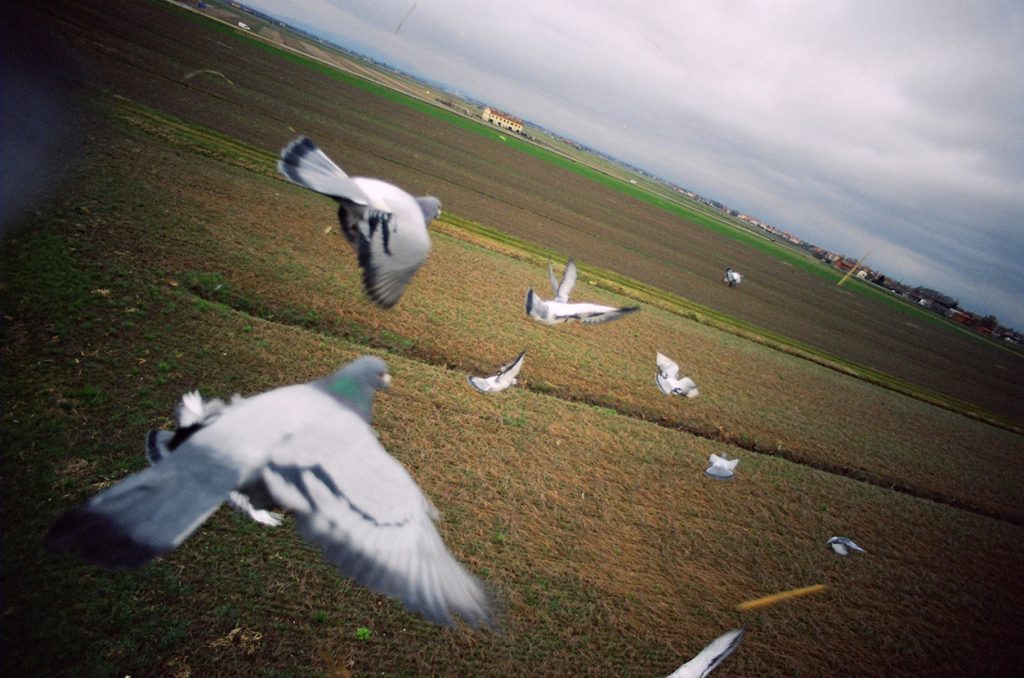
[667,628,745,678]
[656,352,699,398]
[278,136,440,308]
[827,536,866,556]
[468,350,526,393]
[723,268,742,287]
[146,391,283,527]
[705,453,738,479]
[525,258,639,325]
[46,356,494,628]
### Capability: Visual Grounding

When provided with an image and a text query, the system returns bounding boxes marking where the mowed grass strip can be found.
[67,104,1024,526]
[3,199,1024,677]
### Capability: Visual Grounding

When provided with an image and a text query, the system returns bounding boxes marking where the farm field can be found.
[28,0,1024,427]
[3,1,1024,676]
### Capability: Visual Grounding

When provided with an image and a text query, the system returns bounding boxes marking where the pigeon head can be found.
[416,196,441,224]
[318,355,391,422]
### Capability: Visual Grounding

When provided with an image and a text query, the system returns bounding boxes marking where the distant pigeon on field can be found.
[525,258,639,325]
[278,136,440,308]
[827,536,866,556]
[656,352,699,398]
[705,453,738,479]
[667,628,745,678]
[723,268,742,287]
[146,391,283,527]
[468,350,526,393]
[46,356,494,628]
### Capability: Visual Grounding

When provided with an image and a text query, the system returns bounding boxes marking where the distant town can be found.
[203,0,1020,345]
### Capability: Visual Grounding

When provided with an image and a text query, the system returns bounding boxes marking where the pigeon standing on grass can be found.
[656,352,699,398]
[827,536,866,556]
[723,268,742,287]
[667,628,745,678]
[278,136,440,308]
[705,453,739,479]
[525,258,639,325]
[46,356,494,628]
[468,350,526,393]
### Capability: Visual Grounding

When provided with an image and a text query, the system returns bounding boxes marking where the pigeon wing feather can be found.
[261,410,493,627]
[555,258,577,302]
[668,628,745,678]
[46,448,241,568]
[278,136,370,205]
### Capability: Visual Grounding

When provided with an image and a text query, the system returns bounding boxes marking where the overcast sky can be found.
[245,0,1024,328]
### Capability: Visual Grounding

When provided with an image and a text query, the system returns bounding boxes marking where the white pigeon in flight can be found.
[667,628,745,678]
[705,453,739,479]
[278,136,440,308]
[468,350,526,393]
[827,536,866,556]
[525,258,639,325]
[723,268,742,287]
[146,391,283,527]
[46,356,494,628]
[656,352,699,398]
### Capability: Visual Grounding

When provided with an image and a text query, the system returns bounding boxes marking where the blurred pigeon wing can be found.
[555,259,577,302]
[576,304,640,325]
[496,350,526,382]
[278,136,369,205]
[146,429,174,465]
[352,178,431,308]
[668,628,745,678]
[467,374,495,392]
[261,413,492,627]
[525,288,548,322]
[46,449,240,568]
[548,260,560,298]
[657,352,680,380]
[676,377,699,397]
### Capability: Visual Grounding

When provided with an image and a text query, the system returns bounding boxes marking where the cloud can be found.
[247,0,1024,327]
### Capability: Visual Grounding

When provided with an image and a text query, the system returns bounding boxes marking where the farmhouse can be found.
[481,107,524,134]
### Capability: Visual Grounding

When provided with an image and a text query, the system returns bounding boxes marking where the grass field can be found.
[3,1,1024,676]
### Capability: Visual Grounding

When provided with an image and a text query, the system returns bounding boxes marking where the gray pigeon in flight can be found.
[722,268,742,287]
[526,258,639,325]
[705,453,738,479]
[278,136,440,308]
[667,628,745,678]
[46,356,494,628]
[656,352,699,398]
[468,350,526,393]
[827,536,866,556]
[146,391,283,527]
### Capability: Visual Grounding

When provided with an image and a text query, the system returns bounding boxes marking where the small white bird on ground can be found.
[46,356,494,628]
[525,258,639,325]
[667,628,745,678]
[705,453,739,479]
[656,352,699,398]
[723,268,742,287]
[278,136,440,308]
[468,350,526,393]
[827,536,866,556]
